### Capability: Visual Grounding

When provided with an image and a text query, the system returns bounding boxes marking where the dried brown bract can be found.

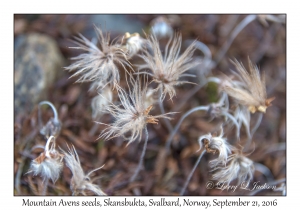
[223,58,275,113]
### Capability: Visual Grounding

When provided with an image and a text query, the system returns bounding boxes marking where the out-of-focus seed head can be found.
[65,26,133,89]
[91,86,113,120]
[122,32,145,58]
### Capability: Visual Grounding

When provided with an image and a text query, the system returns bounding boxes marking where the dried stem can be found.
[254,162,274,182]
[165,106,209,153]
[180,150,206,195]
[41,178,49,195]
[130,128,149,182]
[244,112,263,150]
[158,88,173,132]
[214,15,257,67]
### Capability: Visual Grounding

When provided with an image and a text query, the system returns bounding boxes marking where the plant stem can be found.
[213,15,257,67]
[159,96,173,132]
[130,128,149,182]
[254,162,274,182]
[42,179,49,195]
[165,106,209,153]
[243,112,263,150]
[180,150,206,195]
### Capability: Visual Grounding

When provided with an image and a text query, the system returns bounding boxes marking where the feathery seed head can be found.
[211,151,254,185]
[98,78,173,145]
[223,58,275,114]
[65,26,132,88]
[198,127,233,168]
[138,33,199,100]
[62,144,106,196]
[28,136,64,183]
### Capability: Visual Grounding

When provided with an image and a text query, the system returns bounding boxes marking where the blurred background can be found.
[14,14,286,195]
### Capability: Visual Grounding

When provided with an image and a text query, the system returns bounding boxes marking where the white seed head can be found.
[28,136,64,183]
[98,78,173,145]
[65,26,133,88]
[212,152,255,185]
[138,33,199,100]
[62,144,106,196]
[198,127,233,168]
[223,58,275,114]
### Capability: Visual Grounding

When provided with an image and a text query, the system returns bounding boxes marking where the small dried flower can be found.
[198,127,233,168]
[98,78,173,145]
[223,58,275,113]
[122,32,145,58]
[65,26,132,89]
[138,33,198,100]
[28,136,64,183]
[211,151,255,185]
[62,144,106,196]
[91,86,113,119]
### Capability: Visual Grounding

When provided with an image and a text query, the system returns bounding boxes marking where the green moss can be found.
[206,82,219,103]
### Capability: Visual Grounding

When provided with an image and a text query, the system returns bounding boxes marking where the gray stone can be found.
[14,33,65,116]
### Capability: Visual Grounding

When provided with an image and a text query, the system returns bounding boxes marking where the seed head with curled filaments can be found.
[198,127,233,168]
[98,79,174,145]
[211,151,255,185]
[65,26,133,89]
[223,58,275,113]
[27,136,64,183]
[62,144,106,196]
[138,33,199,100]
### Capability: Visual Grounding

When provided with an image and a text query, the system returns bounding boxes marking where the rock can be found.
[14,33,65,116]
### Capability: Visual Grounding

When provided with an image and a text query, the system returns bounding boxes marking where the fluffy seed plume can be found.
[122,32,145,58]
[62,144,106,196]
[91,86,113,119]
[211,151,255,185]
[98,78,173,145]
[138,33,198,99]
[65,26,132,89]
[198,127,233,168]
[28,136,64,183]
[223,58,275,113]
